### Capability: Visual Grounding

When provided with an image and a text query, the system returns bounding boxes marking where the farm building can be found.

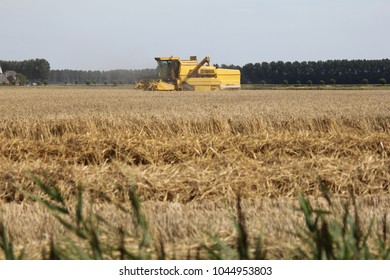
[5,70,17,83]
[0,66,20,84]
[0,66,9,84]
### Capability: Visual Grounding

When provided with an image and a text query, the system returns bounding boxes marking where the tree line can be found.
[1,58,389,85]
[0,59,158,85]
[55,59,389,86]
[221,59,389,85]
[48,69,158,85]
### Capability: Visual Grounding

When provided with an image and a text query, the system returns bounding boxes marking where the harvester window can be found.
[158,61,179,82]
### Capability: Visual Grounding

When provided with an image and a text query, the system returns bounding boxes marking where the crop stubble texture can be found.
[0,87,389,258]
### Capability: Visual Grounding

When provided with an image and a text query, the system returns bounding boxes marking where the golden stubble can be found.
[0,87,389,258]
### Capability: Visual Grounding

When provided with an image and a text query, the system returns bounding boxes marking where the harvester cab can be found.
[136,56,241,91]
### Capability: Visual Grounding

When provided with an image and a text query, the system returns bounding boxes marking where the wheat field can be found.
[0,86,390,259]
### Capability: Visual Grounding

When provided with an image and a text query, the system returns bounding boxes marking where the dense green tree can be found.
[16,73,28,85]
[379,78,386,85]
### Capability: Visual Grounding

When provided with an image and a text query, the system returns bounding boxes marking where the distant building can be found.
[0,66,20,84]
[0,66,9,84]
[4,71,17,83]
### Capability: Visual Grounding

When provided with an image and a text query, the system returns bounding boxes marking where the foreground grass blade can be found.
[235,195,249,260]
[30,173,65,204]
[129,185,151,249]
[0,222,15,260]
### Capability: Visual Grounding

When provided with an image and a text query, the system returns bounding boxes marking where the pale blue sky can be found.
[2,0,389,70]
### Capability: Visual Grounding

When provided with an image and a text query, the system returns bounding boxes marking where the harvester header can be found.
[136,56,241,91]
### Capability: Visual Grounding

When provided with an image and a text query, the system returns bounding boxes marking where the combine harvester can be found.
[136,56,241,91]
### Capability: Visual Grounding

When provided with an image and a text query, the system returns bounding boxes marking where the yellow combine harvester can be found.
[136,56,241,91]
